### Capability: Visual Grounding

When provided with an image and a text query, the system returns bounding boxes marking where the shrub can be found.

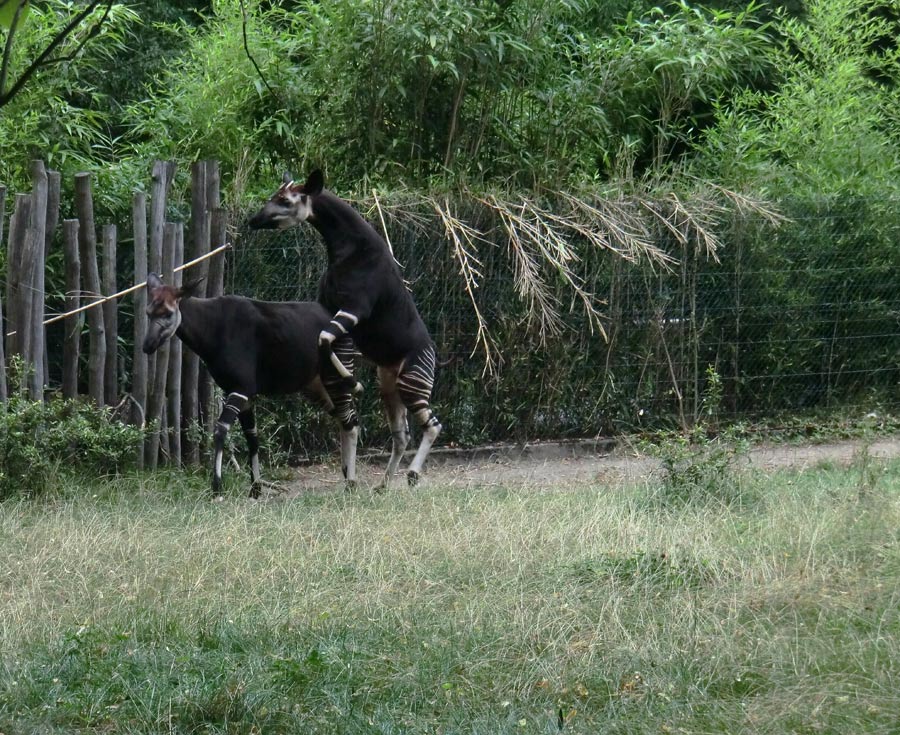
[0,387,144,499]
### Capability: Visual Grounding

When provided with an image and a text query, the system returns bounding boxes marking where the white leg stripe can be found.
[319,330,336,345]
[335,310,359,325]
[330,350,354,379]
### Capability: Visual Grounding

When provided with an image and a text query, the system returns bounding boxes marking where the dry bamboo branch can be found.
[432,197,498,375]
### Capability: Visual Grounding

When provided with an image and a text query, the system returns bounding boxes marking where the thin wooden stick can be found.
[371,188,403,268]
[5,243,231,337]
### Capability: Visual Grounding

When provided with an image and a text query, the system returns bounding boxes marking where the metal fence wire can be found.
[228,193,900,455]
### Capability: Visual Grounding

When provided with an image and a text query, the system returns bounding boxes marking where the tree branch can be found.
[0,0,112,109]
[238,0,280,102]
[0,0,27,100]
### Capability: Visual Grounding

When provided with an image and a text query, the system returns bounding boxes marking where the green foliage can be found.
[642,368,752,508]
[109,0,775,192]
[0,1,140,191]
[0,364,144,498]
[694,0,900,196]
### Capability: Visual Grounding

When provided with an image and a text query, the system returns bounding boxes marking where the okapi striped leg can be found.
[376,366,409,491]
[397,344,441,486]
[238,407,262,498]
[318,310,363,394]
[320,338,361,489]
[212,391,249,498]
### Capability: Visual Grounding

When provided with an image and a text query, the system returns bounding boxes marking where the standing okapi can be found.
[142,273,359,498]
[249,170,441,487]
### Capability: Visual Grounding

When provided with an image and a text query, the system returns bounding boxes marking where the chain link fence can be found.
[227,193,900,457]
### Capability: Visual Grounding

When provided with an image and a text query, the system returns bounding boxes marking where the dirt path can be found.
[278,437,900,497]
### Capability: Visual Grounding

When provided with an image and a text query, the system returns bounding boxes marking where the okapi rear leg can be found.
[238,406,262,498]
[375,365,410,491]
[397,345,441,486]
[212,391,249,498]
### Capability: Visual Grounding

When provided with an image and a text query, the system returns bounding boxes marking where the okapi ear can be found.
[282,171,293,185]
[177,276,206,299]
[146,272,164,292]
[304,169,324,196]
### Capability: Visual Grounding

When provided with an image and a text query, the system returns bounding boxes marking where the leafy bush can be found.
[0,387,144,499]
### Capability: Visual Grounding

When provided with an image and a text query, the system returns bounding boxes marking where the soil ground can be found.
[276,436,900,498]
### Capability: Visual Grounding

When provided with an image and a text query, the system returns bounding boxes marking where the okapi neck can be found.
[311,190,386,262]
[175,297,216,360]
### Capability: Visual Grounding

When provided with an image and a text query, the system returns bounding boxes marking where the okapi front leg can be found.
[397,345,441,486]
[212,391,249,497]
[319,311,363,394]
[238,406,262,498]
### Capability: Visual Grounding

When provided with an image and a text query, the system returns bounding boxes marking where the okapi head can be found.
[142,273,205,354]
[248,169,324,230]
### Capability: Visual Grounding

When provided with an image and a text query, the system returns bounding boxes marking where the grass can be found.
[0,454,899,734]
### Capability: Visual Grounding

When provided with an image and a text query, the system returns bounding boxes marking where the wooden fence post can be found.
[75,172,106,407]
[132,192,148,439]
[62,219,81,399]
[102,224,118,406]
[182,162,210,464]
[5,194,30,360]
[167,224,184,465]
[42,170,60,387]
[0,185,6,403]
[26,160,48,399]
[145,222,176,469]
[204,205,228,439]
[147,161,175,409]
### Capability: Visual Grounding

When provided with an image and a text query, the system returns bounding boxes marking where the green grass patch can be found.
[1,456,899,733]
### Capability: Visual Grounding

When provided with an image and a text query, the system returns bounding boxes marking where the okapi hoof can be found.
[345,479,359,493]
[406,470,420,487]
[249,483,262,500]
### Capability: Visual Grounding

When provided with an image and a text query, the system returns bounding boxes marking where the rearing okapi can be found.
[142,273,360,497]
[249,170,441,487]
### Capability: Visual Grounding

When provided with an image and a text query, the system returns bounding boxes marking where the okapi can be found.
[249,170,441,487]
[142,272,359,498]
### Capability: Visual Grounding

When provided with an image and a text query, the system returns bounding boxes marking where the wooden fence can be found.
[0,160,229,468]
